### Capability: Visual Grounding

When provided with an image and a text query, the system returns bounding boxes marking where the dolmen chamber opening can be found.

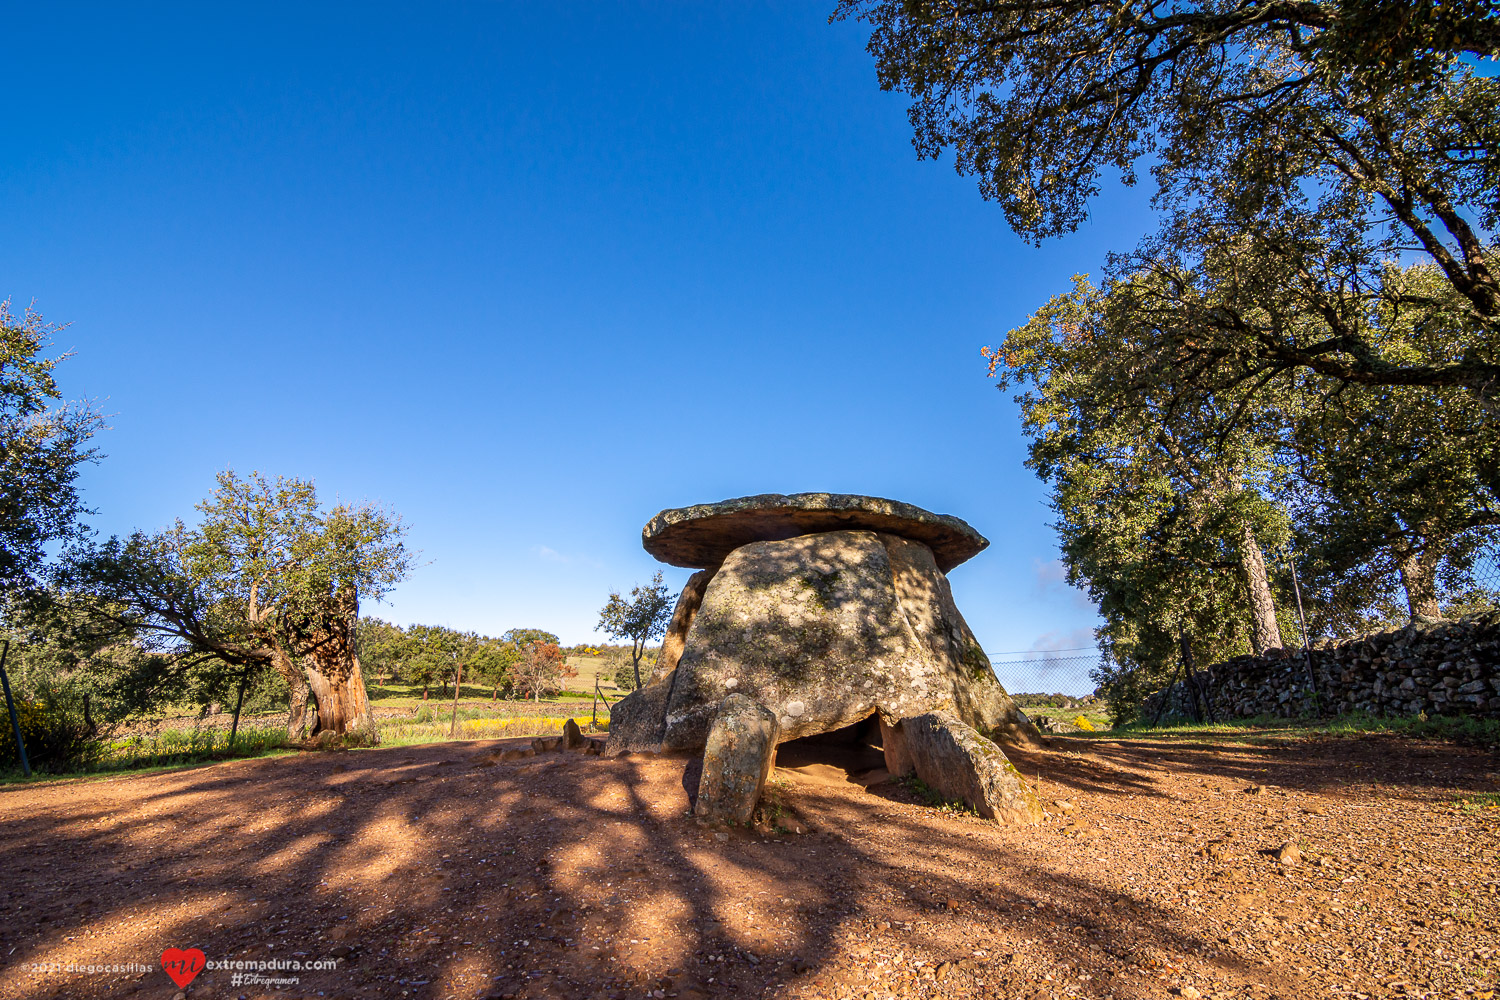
[604,493,1046,827]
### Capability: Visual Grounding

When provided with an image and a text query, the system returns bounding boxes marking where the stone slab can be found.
[642,493,988,573]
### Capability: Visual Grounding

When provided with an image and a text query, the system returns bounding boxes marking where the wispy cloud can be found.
[532,545,602,569]
[1031,558,1094,611]
[1026,628,1097,653]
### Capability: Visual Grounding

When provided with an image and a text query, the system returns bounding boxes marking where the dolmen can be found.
[606,493,1044,825]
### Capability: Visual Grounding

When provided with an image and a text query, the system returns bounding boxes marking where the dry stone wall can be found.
[1145,611,1500,721]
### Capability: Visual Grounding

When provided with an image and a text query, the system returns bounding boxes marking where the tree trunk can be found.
[229,672,248,747]
[449,663,463,738]
[1236,523,1284,655]
[1396,544,1443,619]
[304,648,374,737]
[297,591,377,739]
[274,648,313,741]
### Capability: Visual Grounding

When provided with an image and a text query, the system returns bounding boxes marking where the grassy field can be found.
[1079,710,1500,746]
[2,690,614,783]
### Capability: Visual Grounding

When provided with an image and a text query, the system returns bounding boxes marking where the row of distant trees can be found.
[356,620,570,701]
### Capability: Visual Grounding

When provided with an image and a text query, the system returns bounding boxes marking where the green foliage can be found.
[597,571,675,690]
[41,471,414,733]
[838,0,1500,400]
[611,653,640,692]
[501,628,560,649]
[991,275,1294,718]
[0,300,105,598]
[1279,270,1500,621]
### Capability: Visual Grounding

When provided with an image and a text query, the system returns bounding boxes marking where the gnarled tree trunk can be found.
[301,591,375,737]
[1236,523,1284,655]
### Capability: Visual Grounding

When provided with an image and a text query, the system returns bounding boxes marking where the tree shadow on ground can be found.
[0,728,1492,1000]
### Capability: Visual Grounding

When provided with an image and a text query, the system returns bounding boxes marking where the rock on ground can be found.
[898,712,1043,825]
[694,694,780,827]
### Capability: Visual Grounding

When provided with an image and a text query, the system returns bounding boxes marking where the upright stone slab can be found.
[652,568,714,683]
[695,694,780,827]
[902,712,1043,825]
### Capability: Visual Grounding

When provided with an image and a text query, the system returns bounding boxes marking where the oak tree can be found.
[50,471,413,740]
[837,0,1500,404]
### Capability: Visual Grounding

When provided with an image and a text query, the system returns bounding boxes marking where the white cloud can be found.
[1026,628,1097,654]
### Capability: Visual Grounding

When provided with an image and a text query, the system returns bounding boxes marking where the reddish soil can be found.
[1,730,1496,1000]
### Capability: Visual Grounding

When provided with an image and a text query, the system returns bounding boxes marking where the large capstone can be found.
[606,521,1039,756]
[642,492,988,573]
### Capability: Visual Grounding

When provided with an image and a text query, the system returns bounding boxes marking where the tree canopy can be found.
[837,0,1500,402]
[46,471,413,738]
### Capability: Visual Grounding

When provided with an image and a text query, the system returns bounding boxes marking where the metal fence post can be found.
[1280,545,1323,714]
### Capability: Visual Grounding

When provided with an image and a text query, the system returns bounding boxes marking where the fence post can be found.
[449,663,464,738]
[1,640,30,777]
[229,671,249,748]
[1279,546,1323,715]
[1180,634,1215,723]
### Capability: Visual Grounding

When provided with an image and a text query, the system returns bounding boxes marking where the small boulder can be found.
[902,712,1043,825]
[695,694,780,827]
[562,718,587,750]
[532,736,562,753]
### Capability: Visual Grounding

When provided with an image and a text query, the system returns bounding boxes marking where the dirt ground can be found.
[1,729,1497,1000]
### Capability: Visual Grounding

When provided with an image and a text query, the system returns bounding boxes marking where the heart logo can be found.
[160,947,207,988]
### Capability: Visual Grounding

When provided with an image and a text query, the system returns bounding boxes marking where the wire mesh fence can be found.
[1272,542,1500,647]
[986,648,1102,702]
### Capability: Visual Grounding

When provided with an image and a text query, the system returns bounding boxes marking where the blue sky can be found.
[3,3,1156,653]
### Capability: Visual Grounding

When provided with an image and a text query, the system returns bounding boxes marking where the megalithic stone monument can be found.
[606,493,1042,759]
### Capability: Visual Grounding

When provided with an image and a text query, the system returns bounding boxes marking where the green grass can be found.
[1,723,295,784]
[1110,711,1500,745]
[367,682,615,707]
[2,696,615,782]
[376,705,607,747]
[1452,792,1500,812]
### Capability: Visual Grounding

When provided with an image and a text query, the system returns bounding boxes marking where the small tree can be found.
[472,639,521,700]
[596,571,675,690]
[611,652,639,693]
[511,641,564,701]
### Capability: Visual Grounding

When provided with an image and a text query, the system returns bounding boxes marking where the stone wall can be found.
[1143,611,1500,722]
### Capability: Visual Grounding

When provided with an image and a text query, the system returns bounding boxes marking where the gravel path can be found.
[0,729,1495,1000]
